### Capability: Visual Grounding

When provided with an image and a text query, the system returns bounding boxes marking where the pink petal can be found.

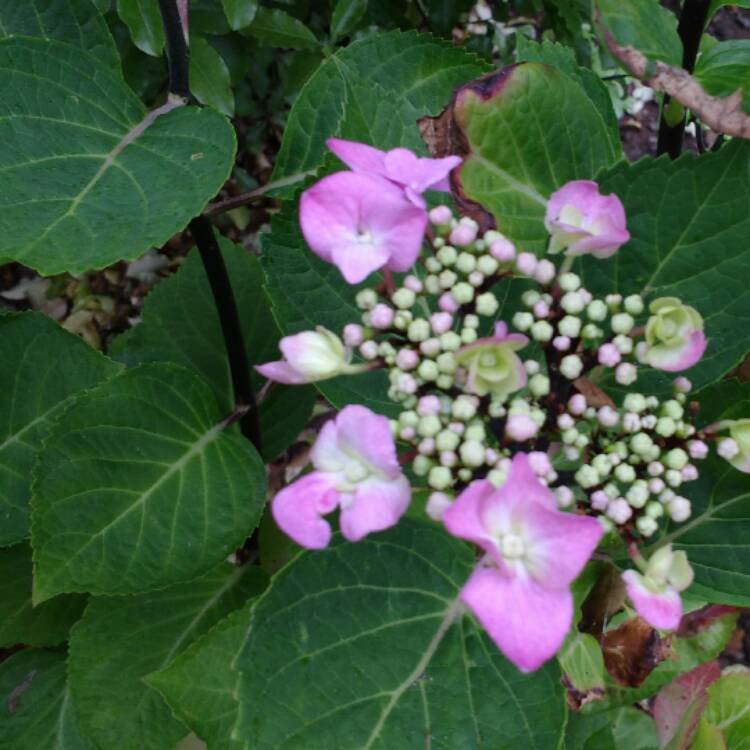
[461,566,573,672]
[622,570,683,630]
[331,240,391,284]
[383,148,461,193]
[310,419,345,473]
[340,475,411,542]
[565,225,631,258]
[271,472,340,549]
[443,479,497,556]
[255,360,309,384]
[545,180,601,229]
[495,452,558,510]
[326,138,386,174]
[648,330,707,372]
[334,405,401,478]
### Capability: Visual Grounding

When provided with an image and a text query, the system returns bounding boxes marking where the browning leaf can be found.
[602,616,673,688]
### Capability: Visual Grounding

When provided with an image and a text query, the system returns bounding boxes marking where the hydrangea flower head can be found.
[272,405,411,548]
[622,545,694,630]
[443,454,603,671]
[545,180,630,259]
[300,171,427,284]
[640,297,707,372]
[454,322,528,399]
[326,137,462,208]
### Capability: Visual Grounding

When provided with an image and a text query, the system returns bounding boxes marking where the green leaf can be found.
[330,0,368,42]
[241,7,318,49]
[221,0,258,30]
[68,562,267,750]
[423,0,474,36]
[272,29,490,180]
[559,632,605,697]
[581,141,750,393]
[233,520,567,749]
[261,206,395,415]
[116,0,164,56]
[31,363,266,600]
[594,0,682,67]
[0,37,236,276]
[110,240,312,461]
[190,35,234,116]
[708,0,750,20]
[695,40,750,114]
[148,598,258,750]
[0,0,120,70]
[700,672,750,748]
[566,706,658,750]
[0,543,86,648]
[452,62,621,253]
[0,312,120,546]
[0,649,92,750]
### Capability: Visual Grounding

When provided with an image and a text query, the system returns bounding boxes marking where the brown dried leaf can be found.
[573,377,616,409]
[602,616,673,688]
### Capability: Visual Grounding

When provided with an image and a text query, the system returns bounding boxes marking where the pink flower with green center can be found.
[443,453,603,672]
[639,297,707,372]
[272,405,411,549]
[326,138,462,209]
[300,171,427,284]
[716,418,750,473]
[545,180,630,259]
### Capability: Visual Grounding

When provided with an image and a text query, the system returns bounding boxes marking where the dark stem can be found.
[157,0,262,451]
[655,0,711,159]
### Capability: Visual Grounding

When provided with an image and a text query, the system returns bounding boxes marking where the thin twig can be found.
[204,171,316,216]
[157,0,262,451]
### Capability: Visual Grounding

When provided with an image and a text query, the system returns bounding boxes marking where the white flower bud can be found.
[452,282,474,305]
[428,466,452,490]
[355,289,378,310]
[605,294,622,309]
[476,293,499,316]
[662,400,684,420]
[665,469,683,488]
[645,500,664,518]
[575,465,600,489]
[529,374,550,397]
[624,294,644,315]
[407,319,430,342]
[436,429,460,451]
[436,352,456,374]
[440,331,462,351]
[665,448,688,470]
[413,455,432,476]
[615,463,636,483]
[587,300,607,321]
[655,417,676,437]
[426,492,453,521]
[559,273,581,292]
[512,312,534,331]
[477,255,499,276]
[418,360,439,381]
[392,288,416,309]
[452,396,477,421]
[531,320,554,342]
[611,312,635,334]
[560,355,583,380]
[615,363,638,385]
[607,498,632,524]
[626,480,649,508]
[460,440,485,467]
[561,292,585,314]
[668,496,691,522]
[558,315,582,338]
[555,486,575,508]
[436,246,457,266]
[636,515,658,537]
[455,252,476,274]
[418,415,442,438]
[613,334,633,354]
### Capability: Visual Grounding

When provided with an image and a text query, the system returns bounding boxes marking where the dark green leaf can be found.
[0,543,86,648]
[259,383,316,462]
[241,7,318,49]
[233,520,567,749]
[0,37,236,275]
[695,40,750,115]
[330,0,368,42]
[68,563,267,750]
[0,312,120,546]
[221,0,258,30]
[0,649,92,750]
[31,363,266,600]
[423,0,474,36]
[0,0,120,70]
[116,0,164,56]
[190,35,234,116]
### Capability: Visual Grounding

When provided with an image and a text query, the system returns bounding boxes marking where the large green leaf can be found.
[696,673,750,748]
[271,29,490,180]
[233,521,567,749]
[594,0,682,67]
[67,563,266,750]
[0,37,236,275]
[261,206,395,415]
[190,35,234,117]
[116,0,163,56]
[695,40,750,115]
[221,0,258,30]
[0,543,86,648]
[330,0,368,42]
[452,62,621,253]
[110,240,314,461]
[0,0,119,70]
[580,141,750,392]
[31,363,266,600]
[149,599,256,750]
[0,312,120,546]
[240,7,318,49]
[0,649,92,750]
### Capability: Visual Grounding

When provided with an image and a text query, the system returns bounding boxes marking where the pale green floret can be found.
[592,454,612,477]
[436,352,457,373]
[437,246,457,266]
[399,410,419,427]
[560,355,583,380]
[424,275,441,295]
[587,300,608,321]
[665,448,688,470]
[574,434,590,449]
[512,312,534,331]
[582,324,603,339]
[488,401,506,418]
[413,455,432,476]
[456,253,476,274]
[624,393,647,413]
[529,374,550,398]
[436,374,453,389]
[460,440,485,467]
[464,314,480,329]
[452,396,477,421]
[624,294,644,315]
[522,290,541,307]
[665,469,682,487]
[476,293,499,316]
[604,483,619,499]
[645,298,704,368]
[559,273,581,292]
[452,282,474,304]
[440,332,462,351]
[615,463,636,483]
[645,501,664,518]
[626,481,649,508]
[458,468,472,481]
[575,465,600,488]
[418,416,442,437]
[392,288,416,309]
[656,417,677,437]
[433,237,446,248]
[487,469,507,488]
[605,294,622,309]
[611,441,628,459]
[562,428,579,445]
[453,333,528,400]
[461,328,478,345]
[436,430,460,451]
[561,292,585,314]
[531,321,554,342]
[613,334,634,354]
[558,315,582,338]
[477,255,499,276]
[407,319,430,342]
[393,311,412,330]
[636,516,658,537]
[425,257,443,273]
[418,360,439,381]
[355,289,378,310]
[464,423,486,441]
[439,270,458,289]
[611,312,635,334]
[483,230,502,244]
[631,432,654,456]
[662,400,684,420]
[379,341,396,357]
[428,466,453,490]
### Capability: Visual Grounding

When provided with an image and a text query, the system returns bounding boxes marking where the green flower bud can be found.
[392,288,416,309]
[452,282,474,305]
[428,466,453,490]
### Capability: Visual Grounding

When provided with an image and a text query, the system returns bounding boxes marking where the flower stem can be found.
[157,0,262,451]
[655,0,711,159]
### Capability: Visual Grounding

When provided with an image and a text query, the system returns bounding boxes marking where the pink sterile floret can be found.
[443,453,603,672]
[272,405,411,549]
[326,138,461,209]
[300,171,427,284]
